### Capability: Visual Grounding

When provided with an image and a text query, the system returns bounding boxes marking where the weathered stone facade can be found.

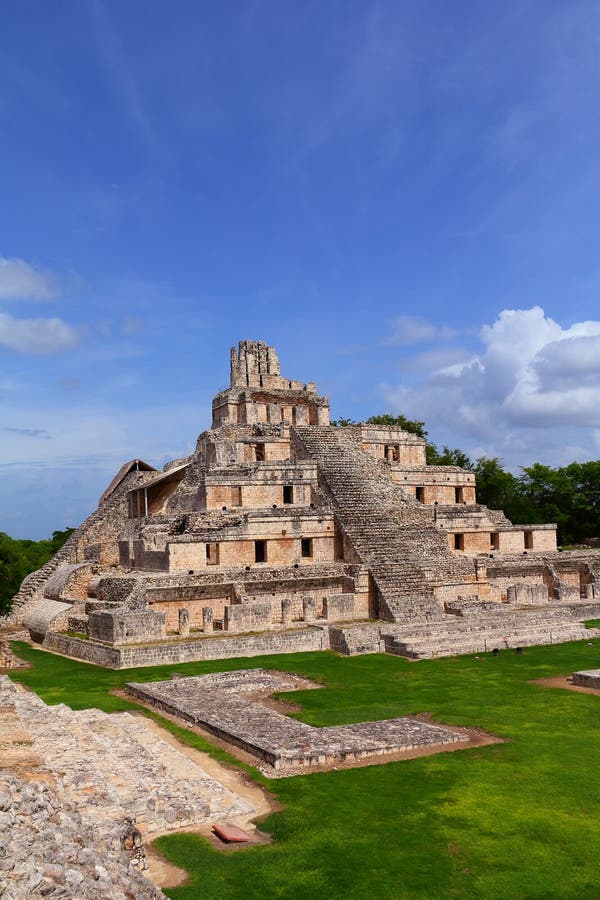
[7,339,600,664]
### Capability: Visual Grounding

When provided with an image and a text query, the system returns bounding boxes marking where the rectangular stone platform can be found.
[126,669,469,771]
[571,669,600,689]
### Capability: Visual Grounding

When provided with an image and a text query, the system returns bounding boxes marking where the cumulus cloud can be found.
[385,315,456,346]
[382,306,600,465]
[0,256,57,300]
[0,311,80,354]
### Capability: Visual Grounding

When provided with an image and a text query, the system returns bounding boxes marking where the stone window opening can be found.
[490,532,500,551]
[455,487,464,504]
[254,540,267,563]
[253,443,265,462]
[524,530,534,550]
[454,533,465,551]
[206,542,219,566]
[283,485,293,504]
[301,538,313,558]
[416,486,425,503]
[384,445,399,462]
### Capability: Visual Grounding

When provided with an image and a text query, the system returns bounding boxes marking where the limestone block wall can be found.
[323,593,356,620]
[433,579,492,605]
[444,525,557,555]
[495,527,557,553]
[93,576,137,604]
[87,609,166,645]
[133,542,169,571]
[238,437,292,462]
[224,600,274,632]
[486,573,548,602]
[506,583,549,605]
[445,530,493,554]
[152,596,229,631]
[356,424,427,466]
[165,515,338,573]
[403,483,477,505]
[146,582,233,620]
[213,481,312,509]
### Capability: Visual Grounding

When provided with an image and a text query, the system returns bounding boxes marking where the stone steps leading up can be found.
[293,426,477,623]
[0,677,165,899]
[3,678,254,836]
[382,621,597,659]
[4,469,152,624]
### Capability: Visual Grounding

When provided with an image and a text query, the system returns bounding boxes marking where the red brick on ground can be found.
[212,823,251,843]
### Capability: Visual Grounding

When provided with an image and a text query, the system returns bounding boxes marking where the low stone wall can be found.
[572,669,600,689]
[44,627,328,669]
[507,583,549,605]
[323,593,356,620]
[88,608,166,645]
[224,600,274,632]
[44,633,123,667]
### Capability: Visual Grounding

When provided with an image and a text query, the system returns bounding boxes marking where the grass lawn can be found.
[8,639,600,899]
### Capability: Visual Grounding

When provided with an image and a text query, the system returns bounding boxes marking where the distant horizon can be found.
[3,2,600,538]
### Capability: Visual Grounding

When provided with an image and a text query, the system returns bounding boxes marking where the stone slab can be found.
[212,823,251,842]
[127,669,469,771]
[571,669,600,689]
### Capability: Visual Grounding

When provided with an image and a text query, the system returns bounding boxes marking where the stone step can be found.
[295,425,480,624]
[384,622,593,659]
[3,679,254,837]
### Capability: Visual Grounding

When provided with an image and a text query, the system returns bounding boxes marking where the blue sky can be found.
[3,1,600,538]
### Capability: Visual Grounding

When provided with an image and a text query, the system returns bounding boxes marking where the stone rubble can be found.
[0,675,256,898]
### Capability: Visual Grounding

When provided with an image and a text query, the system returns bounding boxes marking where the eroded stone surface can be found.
[0,675,255,898]
[127,669,469,771]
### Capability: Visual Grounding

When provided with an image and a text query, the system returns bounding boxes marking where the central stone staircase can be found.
[293,426,476,623]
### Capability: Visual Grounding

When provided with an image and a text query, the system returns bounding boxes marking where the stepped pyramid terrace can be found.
[7,339,600,667]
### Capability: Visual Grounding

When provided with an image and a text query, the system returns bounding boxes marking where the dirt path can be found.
[532,675,600,697]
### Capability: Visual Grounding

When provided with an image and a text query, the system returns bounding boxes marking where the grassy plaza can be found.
[8,638,600,899]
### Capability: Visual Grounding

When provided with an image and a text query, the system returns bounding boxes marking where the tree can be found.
[365,413,428,438]
[331,413,428,439]
[426,444,473,469]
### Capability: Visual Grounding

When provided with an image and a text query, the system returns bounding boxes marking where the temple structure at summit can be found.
[8,340,600,666]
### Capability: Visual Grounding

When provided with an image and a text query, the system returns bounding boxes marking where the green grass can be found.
[8,639,600,899]
[584,619,600,629]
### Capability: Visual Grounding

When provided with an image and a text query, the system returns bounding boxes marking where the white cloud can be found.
[382,306,600,466]
[386,315,457,346]
[0,311,79,354]
[0,256,57,300]
[399,346,473,373]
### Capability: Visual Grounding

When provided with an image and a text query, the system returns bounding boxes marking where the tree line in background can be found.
[0,528,74,615]
[332,414,600,547]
